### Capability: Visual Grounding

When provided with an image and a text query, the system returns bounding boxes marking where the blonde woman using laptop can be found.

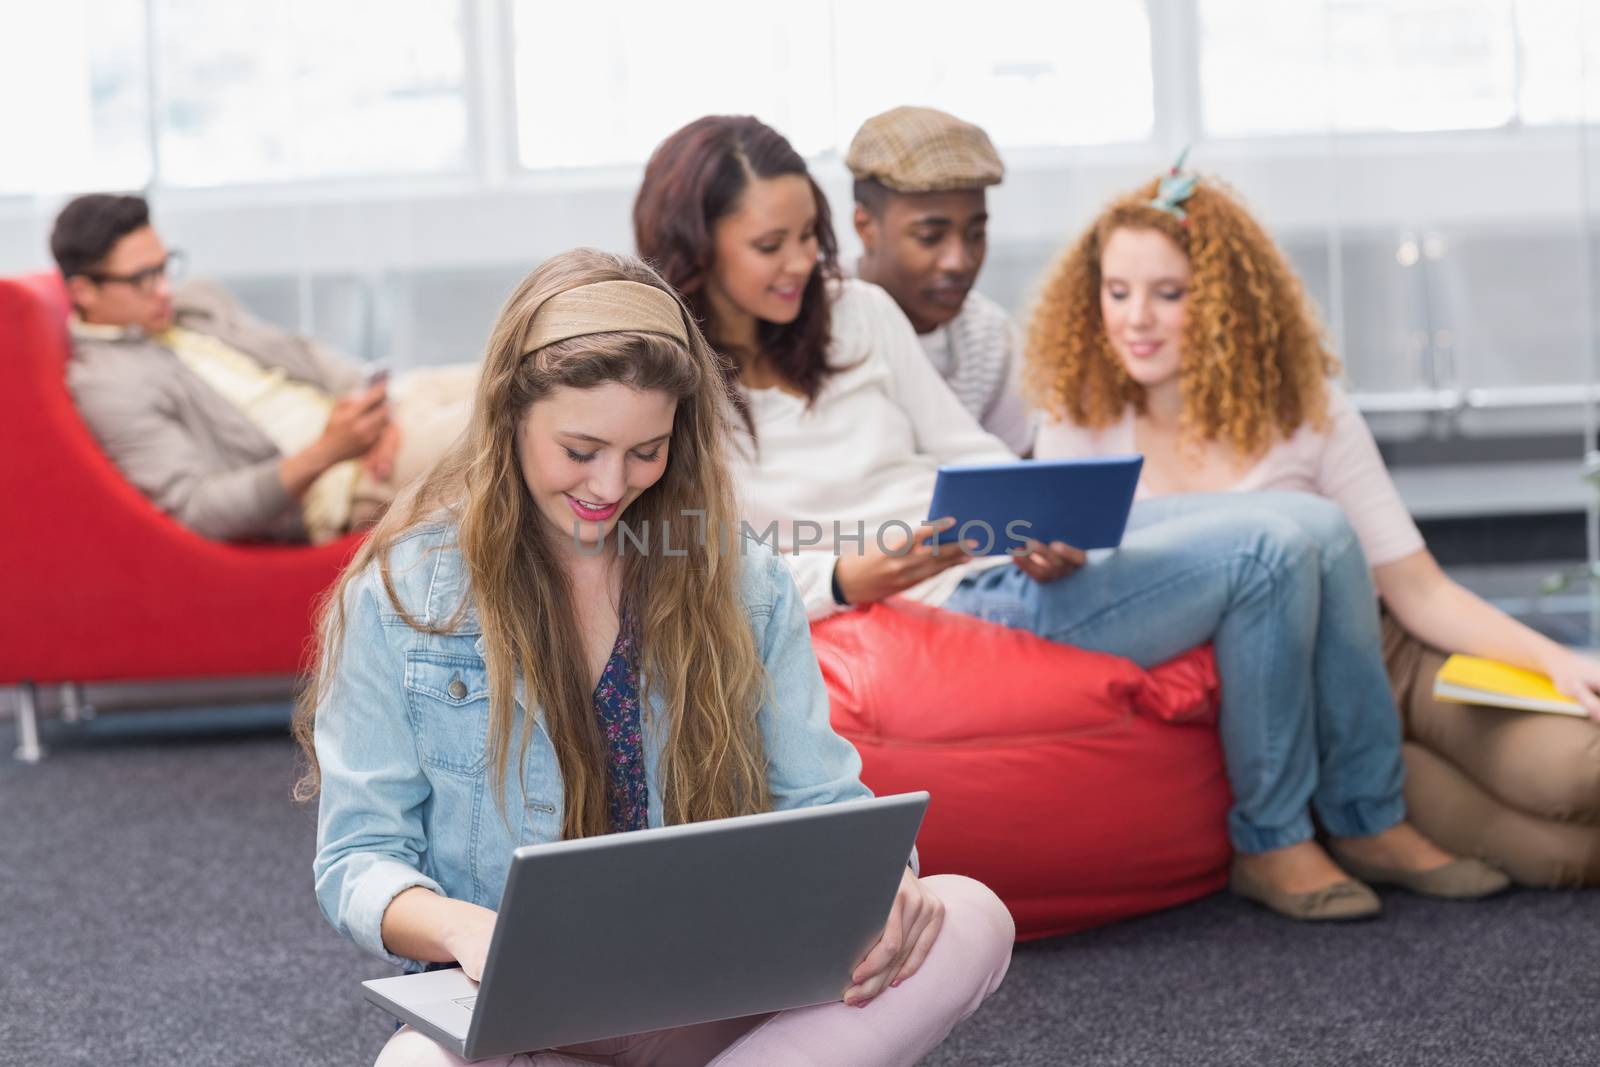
[296,249,1013,1066]
[1026,164,1600,887]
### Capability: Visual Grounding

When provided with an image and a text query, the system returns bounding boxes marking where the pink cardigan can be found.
[1034,382,1426,568]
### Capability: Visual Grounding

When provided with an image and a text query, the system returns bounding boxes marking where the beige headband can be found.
[523,279,689,353]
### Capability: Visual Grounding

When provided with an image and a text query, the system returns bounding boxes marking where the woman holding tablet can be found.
[634,116,1505,922]
[1026,165,1600,887]
[298,248,1013,1066]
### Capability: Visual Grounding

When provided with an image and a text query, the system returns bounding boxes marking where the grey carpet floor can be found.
[5,711,1600,1067]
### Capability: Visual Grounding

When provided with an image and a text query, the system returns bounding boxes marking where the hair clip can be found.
[1150,146,1197,225]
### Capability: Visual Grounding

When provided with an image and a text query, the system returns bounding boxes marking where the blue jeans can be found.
[943,491,1406,853]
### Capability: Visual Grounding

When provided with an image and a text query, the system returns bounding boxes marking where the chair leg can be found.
[60,682,92,723]
[14,681,43,764]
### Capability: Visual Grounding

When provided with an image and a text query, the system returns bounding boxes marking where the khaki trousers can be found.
[336,363,480,537]
[1381,614,1600,886]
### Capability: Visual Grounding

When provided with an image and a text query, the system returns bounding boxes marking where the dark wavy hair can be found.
[633,116,840,428]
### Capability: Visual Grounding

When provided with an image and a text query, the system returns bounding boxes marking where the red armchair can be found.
[0,272,362,760]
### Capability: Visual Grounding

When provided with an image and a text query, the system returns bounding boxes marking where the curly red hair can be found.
[1025,176,1339,456]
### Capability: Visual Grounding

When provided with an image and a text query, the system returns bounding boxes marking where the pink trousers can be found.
[374,874,1014,1067]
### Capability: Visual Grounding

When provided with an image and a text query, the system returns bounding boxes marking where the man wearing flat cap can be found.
[847,106,1033,455]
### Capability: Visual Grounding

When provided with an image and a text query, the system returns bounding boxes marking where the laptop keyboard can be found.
[451,995,478,1012]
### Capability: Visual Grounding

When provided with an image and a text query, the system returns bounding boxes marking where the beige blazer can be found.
[67,280,364,541]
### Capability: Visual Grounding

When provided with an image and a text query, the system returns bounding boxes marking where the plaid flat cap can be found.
[845,106,1004,193]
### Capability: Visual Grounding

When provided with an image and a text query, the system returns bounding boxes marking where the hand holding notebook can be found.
[1433,655,1586,717]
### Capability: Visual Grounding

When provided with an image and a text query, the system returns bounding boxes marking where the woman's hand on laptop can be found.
[380,889,498,982]
[1010,539,1085,584]
[440,901,499,982]
[843,869,945,1007]
[834,518,977,606]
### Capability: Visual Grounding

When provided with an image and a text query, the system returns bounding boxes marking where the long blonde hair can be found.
[293,248,771,837]
[1026,177,1339,456]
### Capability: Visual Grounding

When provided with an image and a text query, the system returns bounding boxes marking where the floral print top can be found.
[593,621,648,833]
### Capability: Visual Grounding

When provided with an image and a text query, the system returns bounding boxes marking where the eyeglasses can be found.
[87,250,186,293]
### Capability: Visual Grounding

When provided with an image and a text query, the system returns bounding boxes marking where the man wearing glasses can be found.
[52,193,473,543]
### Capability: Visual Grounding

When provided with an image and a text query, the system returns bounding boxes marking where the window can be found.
[1198,0,1600,136]
[152,0,469,186]
[1517,0,1600,125]
[832,1,1153,151]
[0,0,151,195]
[510,0,1154,171]
[512,2,834,170]
[1200,0,1519,136]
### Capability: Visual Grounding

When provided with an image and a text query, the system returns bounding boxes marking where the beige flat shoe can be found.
[1327,845,1511,900]
[1228,857,1382,921]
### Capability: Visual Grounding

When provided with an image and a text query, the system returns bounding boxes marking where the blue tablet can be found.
[926,455,1144,555]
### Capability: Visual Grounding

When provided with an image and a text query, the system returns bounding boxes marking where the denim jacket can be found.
[311,520,872,969]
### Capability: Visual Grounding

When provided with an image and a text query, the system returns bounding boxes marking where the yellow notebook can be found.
[1433,655,1585,717]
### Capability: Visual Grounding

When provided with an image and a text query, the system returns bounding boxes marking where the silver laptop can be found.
[362,791,929,1061]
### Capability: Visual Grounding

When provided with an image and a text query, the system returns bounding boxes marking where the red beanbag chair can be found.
[812,599,1232,941]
